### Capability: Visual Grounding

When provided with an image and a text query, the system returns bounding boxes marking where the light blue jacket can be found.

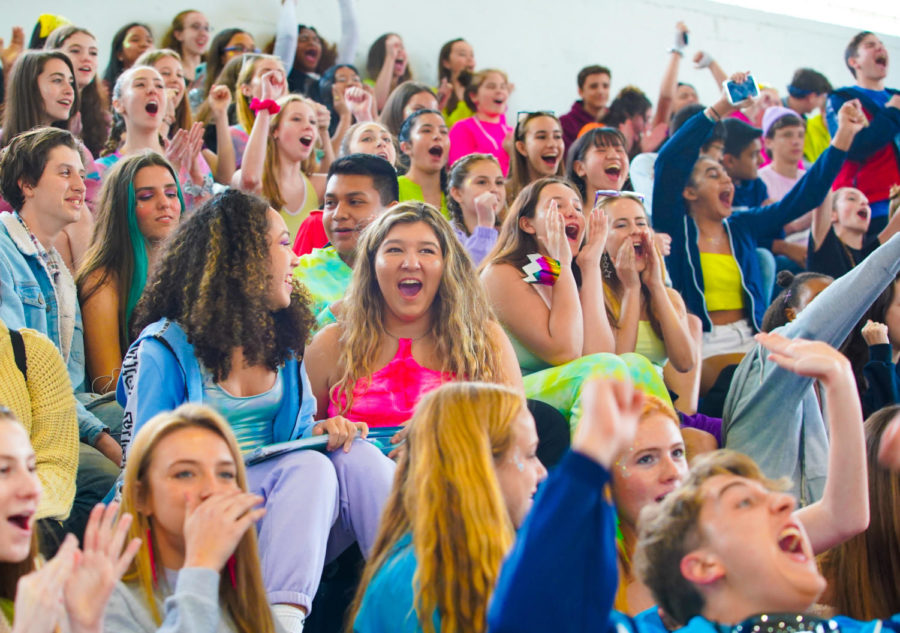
[116,319,316,458]
[0,212,105,443]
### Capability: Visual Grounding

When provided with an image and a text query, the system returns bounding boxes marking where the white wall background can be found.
[4,0,900,116]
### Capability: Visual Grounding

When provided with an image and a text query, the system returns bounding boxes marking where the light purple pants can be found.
[246,439,395,610]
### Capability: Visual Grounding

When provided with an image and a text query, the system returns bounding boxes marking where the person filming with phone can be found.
[651,71,866,406]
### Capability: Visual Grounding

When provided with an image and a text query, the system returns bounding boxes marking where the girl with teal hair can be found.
[77,150,185,394]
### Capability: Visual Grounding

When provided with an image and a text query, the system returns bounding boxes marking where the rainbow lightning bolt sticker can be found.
[522,253,561,286]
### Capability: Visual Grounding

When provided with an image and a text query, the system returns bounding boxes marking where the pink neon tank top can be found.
[327,338,455,427]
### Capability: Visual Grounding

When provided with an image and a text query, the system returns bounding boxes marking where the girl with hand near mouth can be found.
[0,49,98,273]
[447,153,505,265]
[305,202,523,431]
[118,190,395,633]
[481,178,671,430]
[233,68,330,239]
[595,191,698,412]
[77,152,184,396]
[44,25,109,160]
[396,109,450,217]
[0,408,139,633]
[436,38,476,127]
[350,382,547,633]
[449,69,514,176]
[318,64,375,151]
[508,111,565,200]
[807,187,900,279]
[653,73,866,363]
[366,33,412,112]
[98,65,214,212]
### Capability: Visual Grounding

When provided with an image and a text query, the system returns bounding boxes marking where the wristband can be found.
[668,47,684,57]
[249,98,281,115]
[695,51,714,69]
[707,105,722,122]
[522,253,561,286]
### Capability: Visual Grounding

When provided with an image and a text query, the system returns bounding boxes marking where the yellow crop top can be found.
[698,252,746,312]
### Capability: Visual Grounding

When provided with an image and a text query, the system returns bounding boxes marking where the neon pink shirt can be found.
[448,116,512,176]
[327,338,455,427]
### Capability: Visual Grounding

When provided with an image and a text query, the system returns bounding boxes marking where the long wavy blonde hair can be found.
[261,94,320,210]
[348,382,523,633]
[331,201,505,413]
[119,404,275,633]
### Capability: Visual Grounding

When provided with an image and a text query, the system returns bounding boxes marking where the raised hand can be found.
[0,26,25,75]
[862,320,890,346]
[436,77,452,111]
[64,503,141,633]
[837,99,868,134]
[654,231,672,256]
[614,235,641,289]
[260,69,286,102]
[755,332,853,387]
[473,190,500,228]
[12,533,78,633]
[640,230,666,290]
[183,491,266,572]
[573,378,645,468]
[312,415,369,452]
[332,83,350,118]
[208,84,232,119]
[345,86,375,122]
[575,206,607,269]
[538,200,572,267]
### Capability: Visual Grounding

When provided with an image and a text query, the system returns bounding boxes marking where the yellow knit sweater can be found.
[0,322,79,521]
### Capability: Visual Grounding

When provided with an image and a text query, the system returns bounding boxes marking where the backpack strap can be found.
[8,328,27,380]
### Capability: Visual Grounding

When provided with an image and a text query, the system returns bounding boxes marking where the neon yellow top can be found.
[698,252,745,311]
[803,112,831,165]
[280,172,319,240]
[397,175,450,219]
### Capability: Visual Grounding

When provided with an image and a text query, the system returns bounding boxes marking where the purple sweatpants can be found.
[246,439,395,610]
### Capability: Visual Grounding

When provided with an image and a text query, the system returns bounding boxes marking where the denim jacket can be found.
[0,213,105,443]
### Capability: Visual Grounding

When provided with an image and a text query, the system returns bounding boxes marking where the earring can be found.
[602,255,614,278]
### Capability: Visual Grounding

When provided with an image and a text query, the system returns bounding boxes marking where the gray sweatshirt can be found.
[723,233,900,504]
[103,567,287,633]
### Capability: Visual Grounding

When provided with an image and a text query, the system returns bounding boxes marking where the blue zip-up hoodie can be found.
[652,111,848,331]
[116,319,316,459]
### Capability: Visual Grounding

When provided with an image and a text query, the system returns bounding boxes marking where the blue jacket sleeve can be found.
[651,111,713,239]
[731,146,847,239]
[488,451,619,633]
[826,91,900,162]
[862,343,900,414]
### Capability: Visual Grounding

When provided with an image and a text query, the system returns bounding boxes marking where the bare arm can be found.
[207,85,236,185]
[304,324,342,420]
[232,71,285,192]
[810,191,833,250]
[576,207,615,355]
[372,36,401,111]
[651,287,694,373]
[487,320,525,394]
[79,271,124,395]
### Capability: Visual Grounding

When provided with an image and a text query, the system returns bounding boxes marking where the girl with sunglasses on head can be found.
[481,178,672,431]
[507,111,565,201]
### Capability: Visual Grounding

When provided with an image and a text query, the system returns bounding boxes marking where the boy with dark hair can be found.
[720,118,768,208]
[293,153,398,326]
[827,31,900,237]
[560,64,612,150]
[784,68,833,163]
[0,126,121,540]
